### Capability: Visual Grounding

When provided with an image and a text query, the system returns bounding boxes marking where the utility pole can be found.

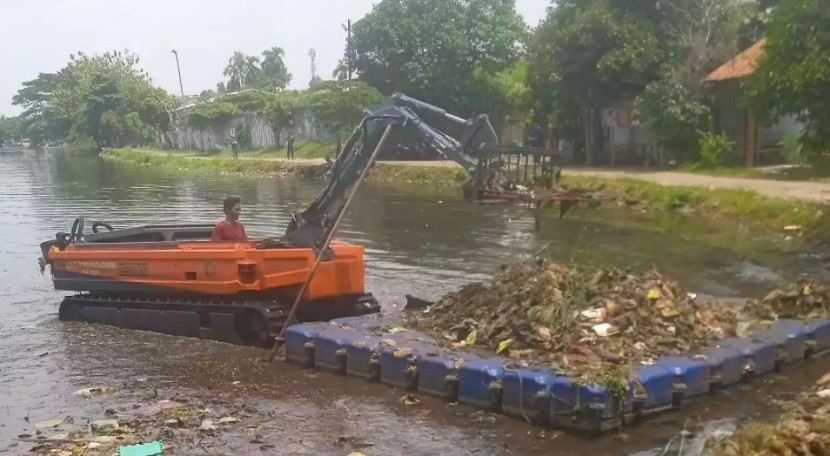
[341,19,352,80]
[308,48,317,85]
[171,49,185,99]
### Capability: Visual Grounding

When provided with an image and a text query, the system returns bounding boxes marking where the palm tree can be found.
[261,47,292,89]
[332,58,349,81]
[223,52,257,91]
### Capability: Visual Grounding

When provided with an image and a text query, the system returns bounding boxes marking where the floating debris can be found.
[400,395,421,406]
[73,386,113,398]
[704,371,830,455]
[743,278,830,321]
[407,261,743,386]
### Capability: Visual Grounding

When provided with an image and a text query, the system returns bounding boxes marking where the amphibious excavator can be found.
[38,93,575,347]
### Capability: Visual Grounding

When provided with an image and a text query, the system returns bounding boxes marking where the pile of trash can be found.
[21,385,256,456]
[744,279,830,321]
[406,260,740,385]
[704,371,830,455]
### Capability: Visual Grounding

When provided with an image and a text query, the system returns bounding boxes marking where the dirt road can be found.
[375,161,830,203]
[183,151,830,203]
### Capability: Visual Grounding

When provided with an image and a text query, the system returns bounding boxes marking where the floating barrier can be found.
[282,316,830,434]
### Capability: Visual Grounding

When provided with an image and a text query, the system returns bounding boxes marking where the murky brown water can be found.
[2,150,829,455]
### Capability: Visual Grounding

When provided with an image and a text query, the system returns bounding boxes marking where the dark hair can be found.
[223,196,241,214]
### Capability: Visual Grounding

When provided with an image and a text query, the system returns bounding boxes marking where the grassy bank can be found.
[561,175,828,240]
[101,148,829,241]
[101,147,469,185]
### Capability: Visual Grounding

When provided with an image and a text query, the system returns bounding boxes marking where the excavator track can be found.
[58,292,379,348]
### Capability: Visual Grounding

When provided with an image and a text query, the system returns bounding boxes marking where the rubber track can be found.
[59,293,288,347]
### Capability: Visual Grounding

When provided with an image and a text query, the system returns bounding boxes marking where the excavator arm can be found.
[284,93,499,248]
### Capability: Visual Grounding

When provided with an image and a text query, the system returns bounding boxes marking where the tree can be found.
[744,0,830,157]
[527,0,671,159]
[11,50,174,152]
[332,59,349,81]
[633,0,746,160]
[186,100,239,132]
[223,51,259,92]
[264,91,299,146]
[302,80,382,136]
[348,0,526,116]
[0,116,23,146]
[260,47,292,90]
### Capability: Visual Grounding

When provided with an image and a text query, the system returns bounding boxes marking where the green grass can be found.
[101,147,470,185]
[243,140,337,159]
[562,175,829,239]
[102,148,299,175]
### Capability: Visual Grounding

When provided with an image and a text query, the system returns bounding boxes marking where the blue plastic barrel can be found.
[700,347,744,391]
[755,319,810,366]
[631,365,674,414]
[654,357,710,404]
[502,368,555,424]
[458,359,506,411]
[717,337,776,379]
[380,342,428,390]
[548,376,630,433]
[284,322,327,367]
[808,318,830,355]
[314,326,360,374]
[345,335,384,382]
[417,351,480,402]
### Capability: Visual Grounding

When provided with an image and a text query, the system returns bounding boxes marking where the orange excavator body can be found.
[47,240,367,299]
[39,223,380,347]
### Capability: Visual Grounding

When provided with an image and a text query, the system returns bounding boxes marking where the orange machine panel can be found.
[48,240,367,299]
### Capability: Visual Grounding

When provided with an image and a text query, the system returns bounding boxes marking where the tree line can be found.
[6,0,827,163]
[339,0,826,164]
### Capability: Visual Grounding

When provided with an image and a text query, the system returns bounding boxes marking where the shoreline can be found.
[100,148,829,243]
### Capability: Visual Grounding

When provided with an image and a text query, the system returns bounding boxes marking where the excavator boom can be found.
[285,93,502,249]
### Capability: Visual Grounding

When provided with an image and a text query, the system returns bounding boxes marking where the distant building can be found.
[704,39,803,166]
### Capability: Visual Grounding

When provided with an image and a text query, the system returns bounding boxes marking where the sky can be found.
[0,0,550,116]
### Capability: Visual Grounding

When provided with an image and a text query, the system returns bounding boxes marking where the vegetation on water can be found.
[407,259,830,406]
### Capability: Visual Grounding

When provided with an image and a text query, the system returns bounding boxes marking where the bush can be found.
[695,131,734,169]
[67,130,99,155]
[233,122,250,149]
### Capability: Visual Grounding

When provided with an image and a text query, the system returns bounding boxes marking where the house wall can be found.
[710,80,804,165]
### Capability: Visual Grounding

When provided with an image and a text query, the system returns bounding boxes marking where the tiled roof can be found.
[705,39,766,82]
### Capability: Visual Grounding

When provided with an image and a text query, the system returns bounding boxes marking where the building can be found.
[705,39,803,166]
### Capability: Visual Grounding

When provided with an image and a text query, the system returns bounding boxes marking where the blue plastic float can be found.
[418,351,481,401]
[501,368,555,424]
[280,316,830,433]
[457,359,506,411]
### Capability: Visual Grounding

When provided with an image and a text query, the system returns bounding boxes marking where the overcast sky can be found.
[0,0,550,116]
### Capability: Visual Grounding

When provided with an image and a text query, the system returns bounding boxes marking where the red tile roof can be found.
[705,39,766,82]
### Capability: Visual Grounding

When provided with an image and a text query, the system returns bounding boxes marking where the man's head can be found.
[223,196,242,221]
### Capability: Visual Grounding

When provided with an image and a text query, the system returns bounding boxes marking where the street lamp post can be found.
[171,49,185,99]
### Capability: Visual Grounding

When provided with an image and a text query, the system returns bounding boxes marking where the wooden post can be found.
[745,109,757,167]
